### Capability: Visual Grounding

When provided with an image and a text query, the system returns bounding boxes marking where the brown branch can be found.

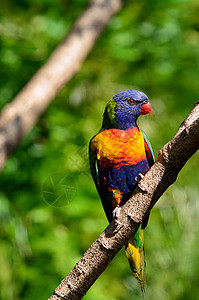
[48,102,199,300]
[0,0,125,171]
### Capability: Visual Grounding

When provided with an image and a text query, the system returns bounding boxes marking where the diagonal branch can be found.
[48,102,199,300]
[0,0,125,171]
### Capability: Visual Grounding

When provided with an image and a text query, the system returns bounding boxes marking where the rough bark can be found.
[0,0,125,171]
[48,102,199,300]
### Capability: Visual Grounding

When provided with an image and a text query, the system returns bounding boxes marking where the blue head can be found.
[102,90,152,130]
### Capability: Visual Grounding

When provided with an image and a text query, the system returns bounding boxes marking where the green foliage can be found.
[1,0,199,299]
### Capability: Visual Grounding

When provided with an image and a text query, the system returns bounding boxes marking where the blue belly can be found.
[99,158,149,205]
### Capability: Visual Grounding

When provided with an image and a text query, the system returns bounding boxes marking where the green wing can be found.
[89,137,114,222]
[140,129,155,229]
[88,139,99,189]
[141,129,155,167]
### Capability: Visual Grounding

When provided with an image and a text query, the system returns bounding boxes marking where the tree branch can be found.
[48,102,199,300]
[0,0,125,171]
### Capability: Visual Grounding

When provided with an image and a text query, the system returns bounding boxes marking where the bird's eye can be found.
[128,99,134,105]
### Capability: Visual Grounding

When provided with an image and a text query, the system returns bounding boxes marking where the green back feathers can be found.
[107,98,116,122]
[133,225,143,248]
[102,98,116,128]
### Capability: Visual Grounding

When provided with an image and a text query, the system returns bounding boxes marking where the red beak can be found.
[140,101,152,116]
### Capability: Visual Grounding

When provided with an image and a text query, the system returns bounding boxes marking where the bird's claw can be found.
[113,206,123,225]
[113,206,121,218]
[135,173,144,182]
[115,219,123,226]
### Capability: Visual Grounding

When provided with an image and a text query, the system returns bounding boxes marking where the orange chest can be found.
[91,127,146,166]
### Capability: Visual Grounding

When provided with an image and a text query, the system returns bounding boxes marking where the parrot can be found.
[89,90,154,291]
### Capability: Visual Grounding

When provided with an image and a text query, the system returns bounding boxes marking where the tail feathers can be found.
[125,227,145,292]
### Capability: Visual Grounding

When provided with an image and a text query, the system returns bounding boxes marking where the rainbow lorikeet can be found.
[89,90,154,291]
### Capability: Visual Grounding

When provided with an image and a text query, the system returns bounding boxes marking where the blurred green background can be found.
[1,0,199,299]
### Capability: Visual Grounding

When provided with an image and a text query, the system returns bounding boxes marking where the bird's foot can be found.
[135,173,144,182]
[113,206,123,225]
